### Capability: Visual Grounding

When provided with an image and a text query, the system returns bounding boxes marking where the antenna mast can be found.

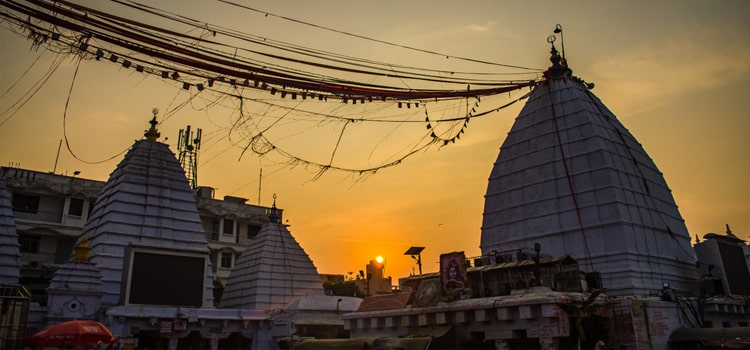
[258,168,262,205]
[177,125,202,189]
[52,139,62,173]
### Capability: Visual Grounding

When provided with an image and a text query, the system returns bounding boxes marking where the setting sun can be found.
[375,256,384,264]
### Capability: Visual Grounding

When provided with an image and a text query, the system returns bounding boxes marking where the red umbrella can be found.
[24,319,117,348]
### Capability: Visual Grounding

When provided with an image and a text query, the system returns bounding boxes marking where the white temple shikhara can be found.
[480,42,699,296]
[220,195,327,310]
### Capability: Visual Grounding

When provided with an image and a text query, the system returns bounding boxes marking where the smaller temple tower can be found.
[220,195,324,311]
[45,238,104,323]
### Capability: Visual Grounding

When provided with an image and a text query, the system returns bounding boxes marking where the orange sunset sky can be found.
[1,1,749,284]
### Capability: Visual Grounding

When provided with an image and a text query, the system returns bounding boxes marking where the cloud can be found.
[589,37,750,116]
[467,20,497,32]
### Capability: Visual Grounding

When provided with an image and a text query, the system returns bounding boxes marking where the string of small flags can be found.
[424,96,481,145]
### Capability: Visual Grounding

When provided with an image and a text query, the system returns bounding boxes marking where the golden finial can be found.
[144,108,161,141]
[269,193,282,223]
[73,237,92,262]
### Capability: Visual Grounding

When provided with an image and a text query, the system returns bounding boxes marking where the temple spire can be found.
[544,33,572,79]
[144,108,161,141]
[73,237,92,262]
[269,193,282,223]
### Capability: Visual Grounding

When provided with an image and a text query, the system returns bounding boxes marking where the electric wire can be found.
[6,0,538,97]
[0,53,64,127]
[120,0,540,78]
[62,55,129,164]
[0,0,541,177]
[217,0,541,72]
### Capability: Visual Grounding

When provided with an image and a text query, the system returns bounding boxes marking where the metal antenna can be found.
[554,24,566,63]
[177,125,202,189]
[52,139,62,173]
[257,168,262,205]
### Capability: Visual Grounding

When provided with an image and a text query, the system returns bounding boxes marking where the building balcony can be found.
[13,210,64,224]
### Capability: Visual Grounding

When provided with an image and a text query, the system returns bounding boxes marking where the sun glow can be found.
[375,256,384,264]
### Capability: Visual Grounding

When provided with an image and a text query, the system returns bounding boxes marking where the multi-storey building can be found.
[0,167,103,304]
[0,166,274,306]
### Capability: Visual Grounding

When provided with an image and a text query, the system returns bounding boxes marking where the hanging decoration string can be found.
[0,0,542,178]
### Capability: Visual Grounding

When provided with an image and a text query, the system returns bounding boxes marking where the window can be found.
[12,193,40,213]
[220,252,233,269]
[247,224,261,239]
[222,218,234,236]
[68,198,84,216]
[205,218,220,241]
[18,235,40,253]
[210,218,220,233]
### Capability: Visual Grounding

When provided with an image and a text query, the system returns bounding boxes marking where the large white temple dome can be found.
[480,46,699,296]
